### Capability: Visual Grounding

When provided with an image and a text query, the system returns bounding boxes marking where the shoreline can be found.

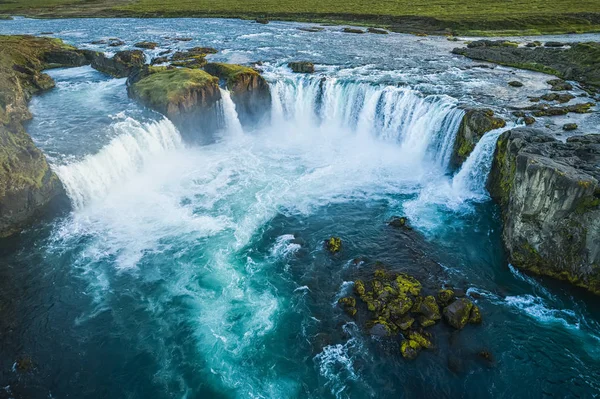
[1,11,600,37]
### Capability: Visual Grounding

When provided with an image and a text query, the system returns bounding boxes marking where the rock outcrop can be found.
[487,128,600,294]
[452,41,600,90]
[450,108,506,169]
[343,269,481,360]
[0,35,86,236]
[84,50,145,78]
[288,61,315,73]
[204,63,271,128]
[127,67,221,141]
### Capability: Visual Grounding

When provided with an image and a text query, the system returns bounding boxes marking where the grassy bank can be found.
[1,0,600,35]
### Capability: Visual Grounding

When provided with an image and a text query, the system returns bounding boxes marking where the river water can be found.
[0,17,599,399]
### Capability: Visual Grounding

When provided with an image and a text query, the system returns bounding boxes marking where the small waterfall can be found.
[219,88,244,136]
[451,126,511,196]
[269,75,464,167]
[55,117,183,209]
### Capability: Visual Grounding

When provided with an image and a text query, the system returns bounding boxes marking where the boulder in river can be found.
[508,81,523,87]
[85,49,145,78]
[134,41,158,49]
[487,128,600,294]
[204,62,271,127]
[563,123,578,131]
[367,27,389,34]
[450,108,506,169]
[288,61,315,73]
[342,28,365,34]
[128,67,222,141]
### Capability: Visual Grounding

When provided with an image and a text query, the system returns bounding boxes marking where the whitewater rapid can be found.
[47,69,513,398]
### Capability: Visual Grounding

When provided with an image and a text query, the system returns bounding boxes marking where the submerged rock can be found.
[388,216,411,229]
[547,78,573,91]
[204,63,271,127]
[255,18,269,24]
[107,38,125,47]
[325,236,342,253]
[298,27,324,33]
[85,49,145,78]
[450,108,506,169]
[288,61,315,73]
[128,67,221,140]
[487,128,600,294]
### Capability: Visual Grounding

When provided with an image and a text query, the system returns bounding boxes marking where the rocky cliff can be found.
[127,67,222,141]
[0,35,87,236]
[204,63,271,128]
[450,108,506,169]
[84,49,146,78]
[487,128,600,294]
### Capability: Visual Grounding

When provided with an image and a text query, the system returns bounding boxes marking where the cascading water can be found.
[55,117,183,209]
[268,74,465,168]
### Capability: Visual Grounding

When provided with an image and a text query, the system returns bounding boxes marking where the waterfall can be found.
[452,125,512,196]
[269,75,464,167]
[55,117,183,209]
[219,88,244,136]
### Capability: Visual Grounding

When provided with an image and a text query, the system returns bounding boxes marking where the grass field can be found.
[1,0,600,35]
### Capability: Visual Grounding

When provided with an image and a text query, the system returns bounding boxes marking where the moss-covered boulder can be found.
[204,62,271,128]
[487,128,600,294]
[450,108,506,169]
[85,49,145,78]
[128,67,221,140]
[442,298,475,329]
[0,35,90,236]
[325,236,342,253]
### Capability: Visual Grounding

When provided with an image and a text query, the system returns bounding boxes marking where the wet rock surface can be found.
[451,108,506,169]
[339,269,482,359]
[488,128,600,294]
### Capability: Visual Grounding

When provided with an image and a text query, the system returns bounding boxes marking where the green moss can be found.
[325,236,342,253]
[354,280,366,296]
[129,68,218,112]
[437,289,455,306]
[395,273,422,296]
[204,62,258,88]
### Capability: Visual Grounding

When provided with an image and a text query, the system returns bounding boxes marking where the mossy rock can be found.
[563,123,578,131]
[134,41,158,49]
[388,216,411,229]
[342,28,365,34]
[354,280,366,296]
[443,298,476,329]
[437,289,455,306]
[325,236,342,253]
[469,304,482,324]
[395,273,422,296]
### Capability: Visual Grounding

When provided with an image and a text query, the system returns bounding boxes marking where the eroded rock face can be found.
[84,49,145,78]
[487,128,600,294]
[450,108,506,169]
[128,67,222,142]
[0,35,80,236]
[204,63,271,128]
[288,61,315,73]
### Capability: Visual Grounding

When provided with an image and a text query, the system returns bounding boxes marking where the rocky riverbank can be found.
[487,128,600,294]
[0,35,88,236]
[452,40,600,92]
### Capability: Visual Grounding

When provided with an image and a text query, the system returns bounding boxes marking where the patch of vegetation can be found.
[128,68,218,112]
[1,0,600,35]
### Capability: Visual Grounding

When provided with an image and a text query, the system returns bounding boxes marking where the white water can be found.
[50,75,507,398]
[55,117,183,209]
[269,75,464,168]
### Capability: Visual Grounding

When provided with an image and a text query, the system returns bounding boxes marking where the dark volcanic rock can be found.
[508,80,524,87]
[342,28,366,34]
[134,41,158,49]
[85,50,145,78]
[288,61,315,73]
[487,128,600,294]
[450,108,506,169]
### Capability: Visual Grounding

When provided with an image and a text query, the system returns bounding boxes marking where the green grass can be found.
[1,0,600,35]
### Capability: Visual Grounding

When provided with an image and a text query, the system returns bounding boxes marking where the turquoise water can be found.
[0,17,599,399]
